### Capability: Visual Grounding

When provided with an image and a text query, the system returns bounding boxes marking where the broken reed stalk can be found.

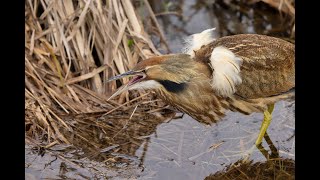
[25,0,168,145]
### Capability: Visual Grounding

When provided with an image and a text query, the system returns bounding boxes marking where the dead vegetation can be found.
[248,0,295,17]
[25,0,171,147]
[205,158,295,180]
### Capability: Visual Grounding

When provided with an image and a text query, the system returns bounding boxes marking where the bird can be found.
[107,28,295,148]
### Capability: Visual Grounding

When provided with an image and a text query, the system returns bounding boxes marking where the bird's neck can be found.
[155,76,225,124]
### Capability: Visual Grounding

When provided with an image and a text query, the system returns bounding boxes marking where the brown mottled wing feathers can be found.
[194,34,295,99]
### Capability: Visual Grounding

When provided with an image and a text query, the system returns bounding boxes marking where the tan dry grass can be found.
[25,0,168,144]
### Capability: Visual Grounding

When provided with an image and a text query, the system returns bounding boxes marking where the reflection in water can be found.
[204,133,294,179]
[26,101,294,179]
[147,0,294,53]
[211,0,294,38]
[257,132,280,160]
[60,103,177,166]
[26,100,179,179]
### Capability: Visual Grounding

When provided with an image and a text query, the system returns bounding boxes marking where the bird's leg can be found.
[241,104,275,163]
[256,132,279,160]
[255,104,275,146]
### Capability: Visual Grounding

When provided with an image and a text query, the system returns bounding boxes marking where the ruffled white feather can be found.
[210,46,243,97]
[182,28,216,57]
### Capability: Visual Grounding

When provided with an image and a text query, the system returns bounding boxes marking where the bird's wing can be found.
[194,34,295,99]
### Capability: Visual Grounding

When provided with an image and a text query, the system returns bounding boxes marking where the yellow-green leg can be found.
[255,104,275,146]
[241,104,276,162]
[256,132,279,160]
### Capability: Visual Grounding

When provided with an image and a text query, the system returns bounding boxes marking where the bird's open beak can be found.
[107,70,146,100]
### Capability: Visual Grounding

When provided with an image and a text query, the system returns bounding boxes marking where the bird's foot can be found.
[242,135,279,163]
[240,145,256,163]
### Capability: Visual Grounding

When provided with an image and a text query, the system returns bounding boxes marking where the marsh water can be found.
[25,0,295,179]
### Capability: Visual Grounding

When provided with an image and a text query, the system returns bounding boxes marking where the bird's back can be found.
[195,34,295,99]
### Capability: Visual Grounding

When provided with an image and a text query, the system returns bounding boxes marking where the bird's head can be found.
[107,54,211,100]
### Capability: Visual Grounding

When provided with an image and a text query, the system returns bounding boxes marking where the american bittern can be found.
[108,29,295,147]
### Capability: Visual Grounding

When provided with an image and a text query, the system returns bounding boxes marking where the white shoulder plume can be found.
[182,28,216,57]
[210,46,243,97]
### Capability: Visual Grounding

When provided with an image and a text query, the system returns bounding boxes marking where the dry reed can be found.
[25,0,169,145]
